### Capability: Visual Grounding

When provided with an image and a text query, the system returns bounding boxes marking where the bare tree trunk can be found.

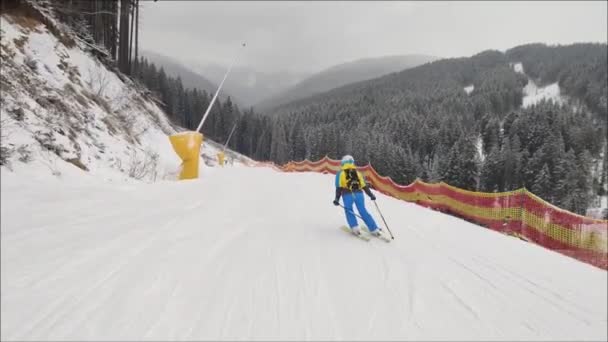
[0,0,21,12]
[128,0,135,75]
[94,0,104,46]
[106,1,115,55]
[134,0,139,74]
[101,0,109,51]
[89,0,96,41]
[111,0,118,60]
[67,0,73,26]
[118,0,130,73]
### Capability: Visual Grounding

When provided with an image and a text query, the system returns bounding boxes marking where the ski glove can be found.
[363,185,376,200]
[333,200,340,206]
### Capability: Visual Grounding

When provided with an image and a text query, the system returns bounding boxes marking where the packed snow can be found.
[1,165,606,341]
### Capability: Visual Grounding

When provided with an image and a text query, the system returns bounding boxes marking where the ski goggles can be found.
[341,158,354,165]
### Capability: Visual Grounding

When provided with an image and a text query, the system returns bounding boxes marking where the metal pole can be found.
[196,42,246,133]
[223,122,238,151]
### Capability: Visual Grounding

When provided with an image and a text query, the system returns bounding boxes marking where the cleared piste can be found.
[1,166,606,341]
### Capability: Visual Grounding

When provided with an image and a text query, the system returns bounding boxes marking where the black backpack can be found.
[345,168,361,191]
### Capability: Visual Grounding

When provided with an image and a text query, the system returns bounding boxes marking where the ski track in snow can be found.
[1,167,607,341]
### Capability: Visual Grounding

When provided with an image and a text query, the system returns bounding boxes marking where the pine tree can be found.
[460,135,481,190]
[174,76,185,125]
[524,147,546,190]
[427,144,448,182]
[480,145,503,192]
[270,122,290,164]
[553,148,573,205]
[502,136,518,190]
[442,144,462,186]
[532,164,552,200]
[570,150,594,214]
[183,90,192,128]
[401,145,422,185]
[543,131,566,175]
[289,119,306,161]
[442,135,479,190]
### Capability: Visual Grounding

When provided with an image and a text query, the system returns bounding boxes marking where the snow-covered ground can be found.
[510,62,566,108]
[522,81,564,108]
[464,84,474,95]
[1,165,606,341]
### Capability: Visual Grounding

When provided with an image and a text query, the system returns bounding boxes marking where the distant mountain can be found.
[141,50,233,104]
[254,54,439,111]
[187,62,309,109]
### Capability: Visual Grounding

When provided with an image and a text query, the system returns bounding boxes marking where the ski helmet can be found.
[341,155,355,166]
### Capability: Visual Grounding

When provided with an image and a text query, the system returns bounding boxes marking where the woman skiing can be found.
[333,155,382,236]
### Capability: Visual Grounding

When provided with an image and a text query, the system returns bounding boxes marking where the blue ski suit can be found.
[334,162,379,232]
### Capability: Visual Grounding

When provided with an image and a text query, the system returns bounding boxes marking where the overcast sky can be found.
[139,1,607,74]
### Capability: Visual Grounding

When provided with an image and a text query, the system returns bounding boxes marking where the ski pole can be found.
[338,203,365,220]
[373,201,394,240]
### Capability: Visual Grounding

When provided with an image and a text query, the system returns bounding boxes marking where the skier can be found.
[333,155,382,236]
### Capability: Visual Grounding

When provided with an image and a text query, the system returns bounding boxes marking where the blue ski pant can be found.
[342,191,379,231]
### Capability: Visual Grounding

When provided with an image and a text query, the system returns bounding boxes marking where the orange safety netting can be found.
[254,156,608,270]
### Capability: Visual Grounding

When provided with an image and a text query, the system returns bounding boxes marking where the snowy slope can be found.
[522,81,564,108]
[0,10,249,182]
[511,62,566,108]
[0,12,177,181]
[2,166,606,341]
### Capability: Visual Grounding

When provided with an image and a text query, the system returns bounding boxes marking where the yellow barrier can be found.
[169,131,203,180]
[217,151,225,167]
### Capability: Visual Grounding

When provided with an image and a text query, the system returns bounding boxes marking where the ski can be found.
[361,226,392,243]
[340,226,371,241]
